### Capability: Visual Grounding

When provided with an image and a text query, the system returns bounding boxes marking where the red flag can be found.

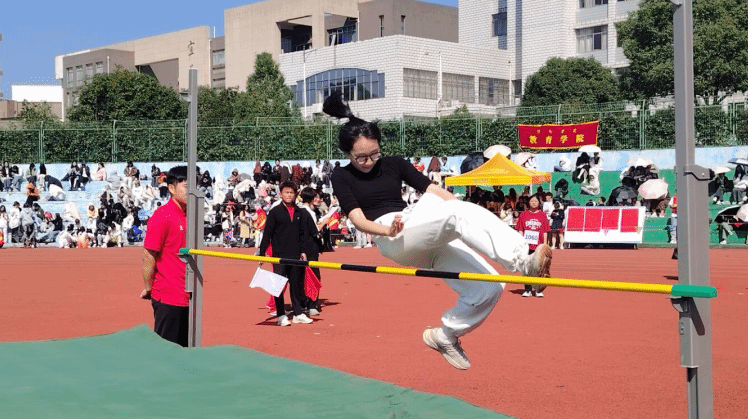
[518,121,598,149]
[304,267,322,300]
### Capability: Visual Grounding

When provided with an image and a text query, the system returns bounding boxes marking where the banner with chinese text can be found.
[517,121,598,149]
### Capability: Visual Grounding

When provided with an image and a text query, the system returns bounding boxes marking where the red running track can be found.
[0,246,745,419]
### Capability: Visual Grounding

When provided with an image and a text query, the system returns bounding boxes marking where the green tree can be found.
[198,86,238,125]
[67,67,187,121]
[520,57,620,106]
[617,0,748,103]
[234,53,299,124]
[17,100,60,128]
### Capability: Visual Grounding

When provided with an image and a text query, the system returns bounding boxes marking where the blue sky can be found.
[0,0,458,100]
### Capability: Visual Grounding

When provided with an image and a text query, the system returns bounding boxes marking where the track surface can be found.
[1,246,745,419]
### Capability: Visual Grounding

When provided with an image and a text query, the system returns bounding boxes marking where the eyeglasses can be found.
[352,151,381,165]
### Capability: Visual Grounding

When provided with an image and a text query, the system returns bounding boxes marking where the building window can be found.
[85,64,93,82]
[401,16,406,34]
[379,15,384,37]
[479,77,509,106]
[328,18,357,45]
[212,50,225,67]
[281,28,312,53]
[403,68,437,100]
[75,66,83,86]
[66,68,74,87]
[294,68,384,107]
[95,62,104,74]
[442,73,475,103]
[576,25,608,53]
[492,8,508,50]
[579,0,607,7]
[492,11,507,37]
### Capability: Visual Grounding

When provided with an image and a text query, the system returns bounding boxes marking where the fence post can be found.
[639,100,646,150]
[112,120,117,163]
[39,120,44,163]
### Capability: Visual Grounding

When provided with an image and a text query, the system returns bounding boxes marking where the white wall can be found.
[11,85,63,103]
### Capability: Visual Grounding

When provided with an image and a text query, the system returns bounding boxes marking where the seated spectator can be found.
[227,168,241,189]
[36,212,58,244]
[123,161,139,191]
[91,162,108,181]
[0,162,11,191]
[57,224,76,248]
[61,162,80,191]
[25,182,40,206]
[554,156,573,172]
[199,171,214,199]
[0,205,8,246]
[150,164,161,188]
[554,178,569,199]
[44,175,63,193]
[731,165,748,204]
[575,152,591,183]
[75,162,91,191]
[22,224,38,248]
[25,163,38,186]
[38,163,47,191]
[9,164,24,192]
[580,167,601,196]
[710,172,728,204]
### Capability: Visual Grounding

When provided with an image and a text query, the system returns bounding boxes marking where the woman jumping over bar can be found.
[325,92,552,370]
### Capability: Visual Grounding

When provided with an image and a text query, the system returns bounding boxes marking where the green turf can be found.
[0,326,514,419]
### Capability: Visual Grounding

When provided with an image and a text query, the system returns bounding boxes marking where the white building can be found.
[282,0,641,121]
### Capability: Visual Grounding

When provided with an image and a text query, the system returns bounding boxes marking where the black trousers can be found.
[273,264,305,317]
[524,248,536,292]
[152,299,189,347]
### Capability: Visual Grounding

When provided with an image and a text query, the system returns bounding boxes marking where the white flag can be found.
[249,267,288,297]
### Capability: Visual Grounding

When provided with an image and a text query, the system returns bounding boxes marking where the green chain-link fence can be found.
[1,100,747,164]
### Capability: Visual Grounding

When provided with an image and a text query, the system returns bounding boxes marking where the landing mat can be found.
[0,325,513,419]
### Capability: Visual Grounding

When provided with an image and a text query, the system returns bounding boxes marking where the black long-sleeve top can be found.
[258,203,309,258]
[331,156,431,222]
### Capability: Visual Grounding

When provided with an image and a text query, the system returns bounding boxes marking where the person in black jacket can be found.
[299,186,325,315]
[257,181,312,326]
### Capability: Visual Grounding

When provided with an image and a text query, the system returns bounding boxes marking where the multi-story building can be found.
[52,0,642,121]
[54,27,216,119]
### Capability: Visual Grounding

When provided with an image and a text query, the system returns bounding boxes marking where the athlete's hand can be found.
[140,288,151,300]
[388,215,404,237]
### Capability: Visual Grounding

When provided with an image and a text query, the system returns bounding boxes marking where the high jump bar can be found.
[179,248,717,299]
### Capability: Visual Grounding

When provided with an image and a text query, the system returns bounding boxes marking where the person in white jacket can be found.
[8,201,22,244]
[0,205,10,246]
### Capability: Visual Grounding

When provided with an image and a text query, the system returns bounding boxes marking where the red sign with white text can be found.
[517,121,598,149]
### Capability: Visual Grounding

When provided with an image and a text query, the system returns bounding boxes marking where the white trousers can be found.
[373,193,528,339]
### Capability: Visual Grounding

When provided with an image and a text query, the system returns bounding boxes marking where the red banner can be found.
[517,121,598,149]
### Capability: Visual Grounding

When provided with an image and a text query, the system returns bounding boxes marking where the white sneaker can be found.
[308,308,320,316]
[719,240,727,245]
[535,291,544,298]
[277,315,291,326]
[521,244,552,278]
[522,290,532,297]
[269,310,277,316]
[422,328,470,370]
[365,243,372,248]
[292,313,313,324]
